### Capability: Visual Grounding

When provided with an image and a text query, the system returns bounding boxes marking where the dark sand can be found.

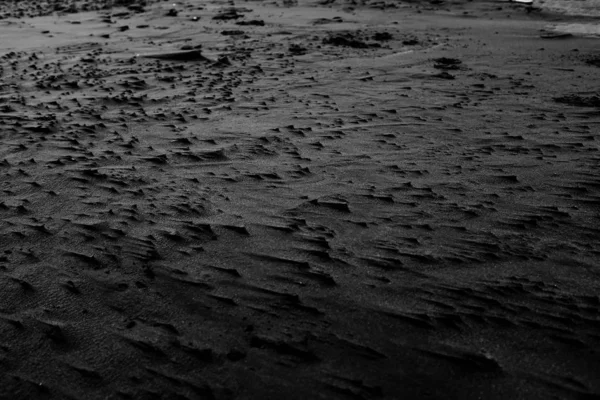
[0,0,599,398]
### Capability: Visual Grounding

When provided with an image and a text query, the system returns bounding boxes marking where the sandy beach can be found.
[0,0,599,398]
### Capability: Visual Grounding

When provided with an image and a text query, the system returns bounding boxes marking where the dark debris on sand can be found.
[323,32,381,48]
[373,32,393,41]
[585,56,600,67]
[212,7,251,20]
[141,50,211,62]
[236,19,265,26]
[554,94,600,107]
[289,44,308,55]
[433,57,463,70]
[0,0,151,18]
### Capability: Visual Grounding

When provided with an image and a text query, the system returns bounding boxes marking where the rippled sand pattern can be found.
[0,0,599,399]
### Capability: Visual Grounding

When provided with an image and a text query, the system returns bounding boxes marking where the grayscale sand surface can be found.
[0,0,599,398]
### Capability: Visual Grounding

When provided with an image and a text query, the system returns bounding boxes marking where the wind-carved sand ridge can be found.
[0,0,599,398]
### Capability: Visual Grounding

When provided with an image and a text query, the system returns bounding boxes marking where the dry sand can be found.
[0,0,599,398]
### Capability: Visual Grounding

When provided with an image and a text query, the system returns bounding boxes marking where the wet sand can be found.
[1,0,599,398]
